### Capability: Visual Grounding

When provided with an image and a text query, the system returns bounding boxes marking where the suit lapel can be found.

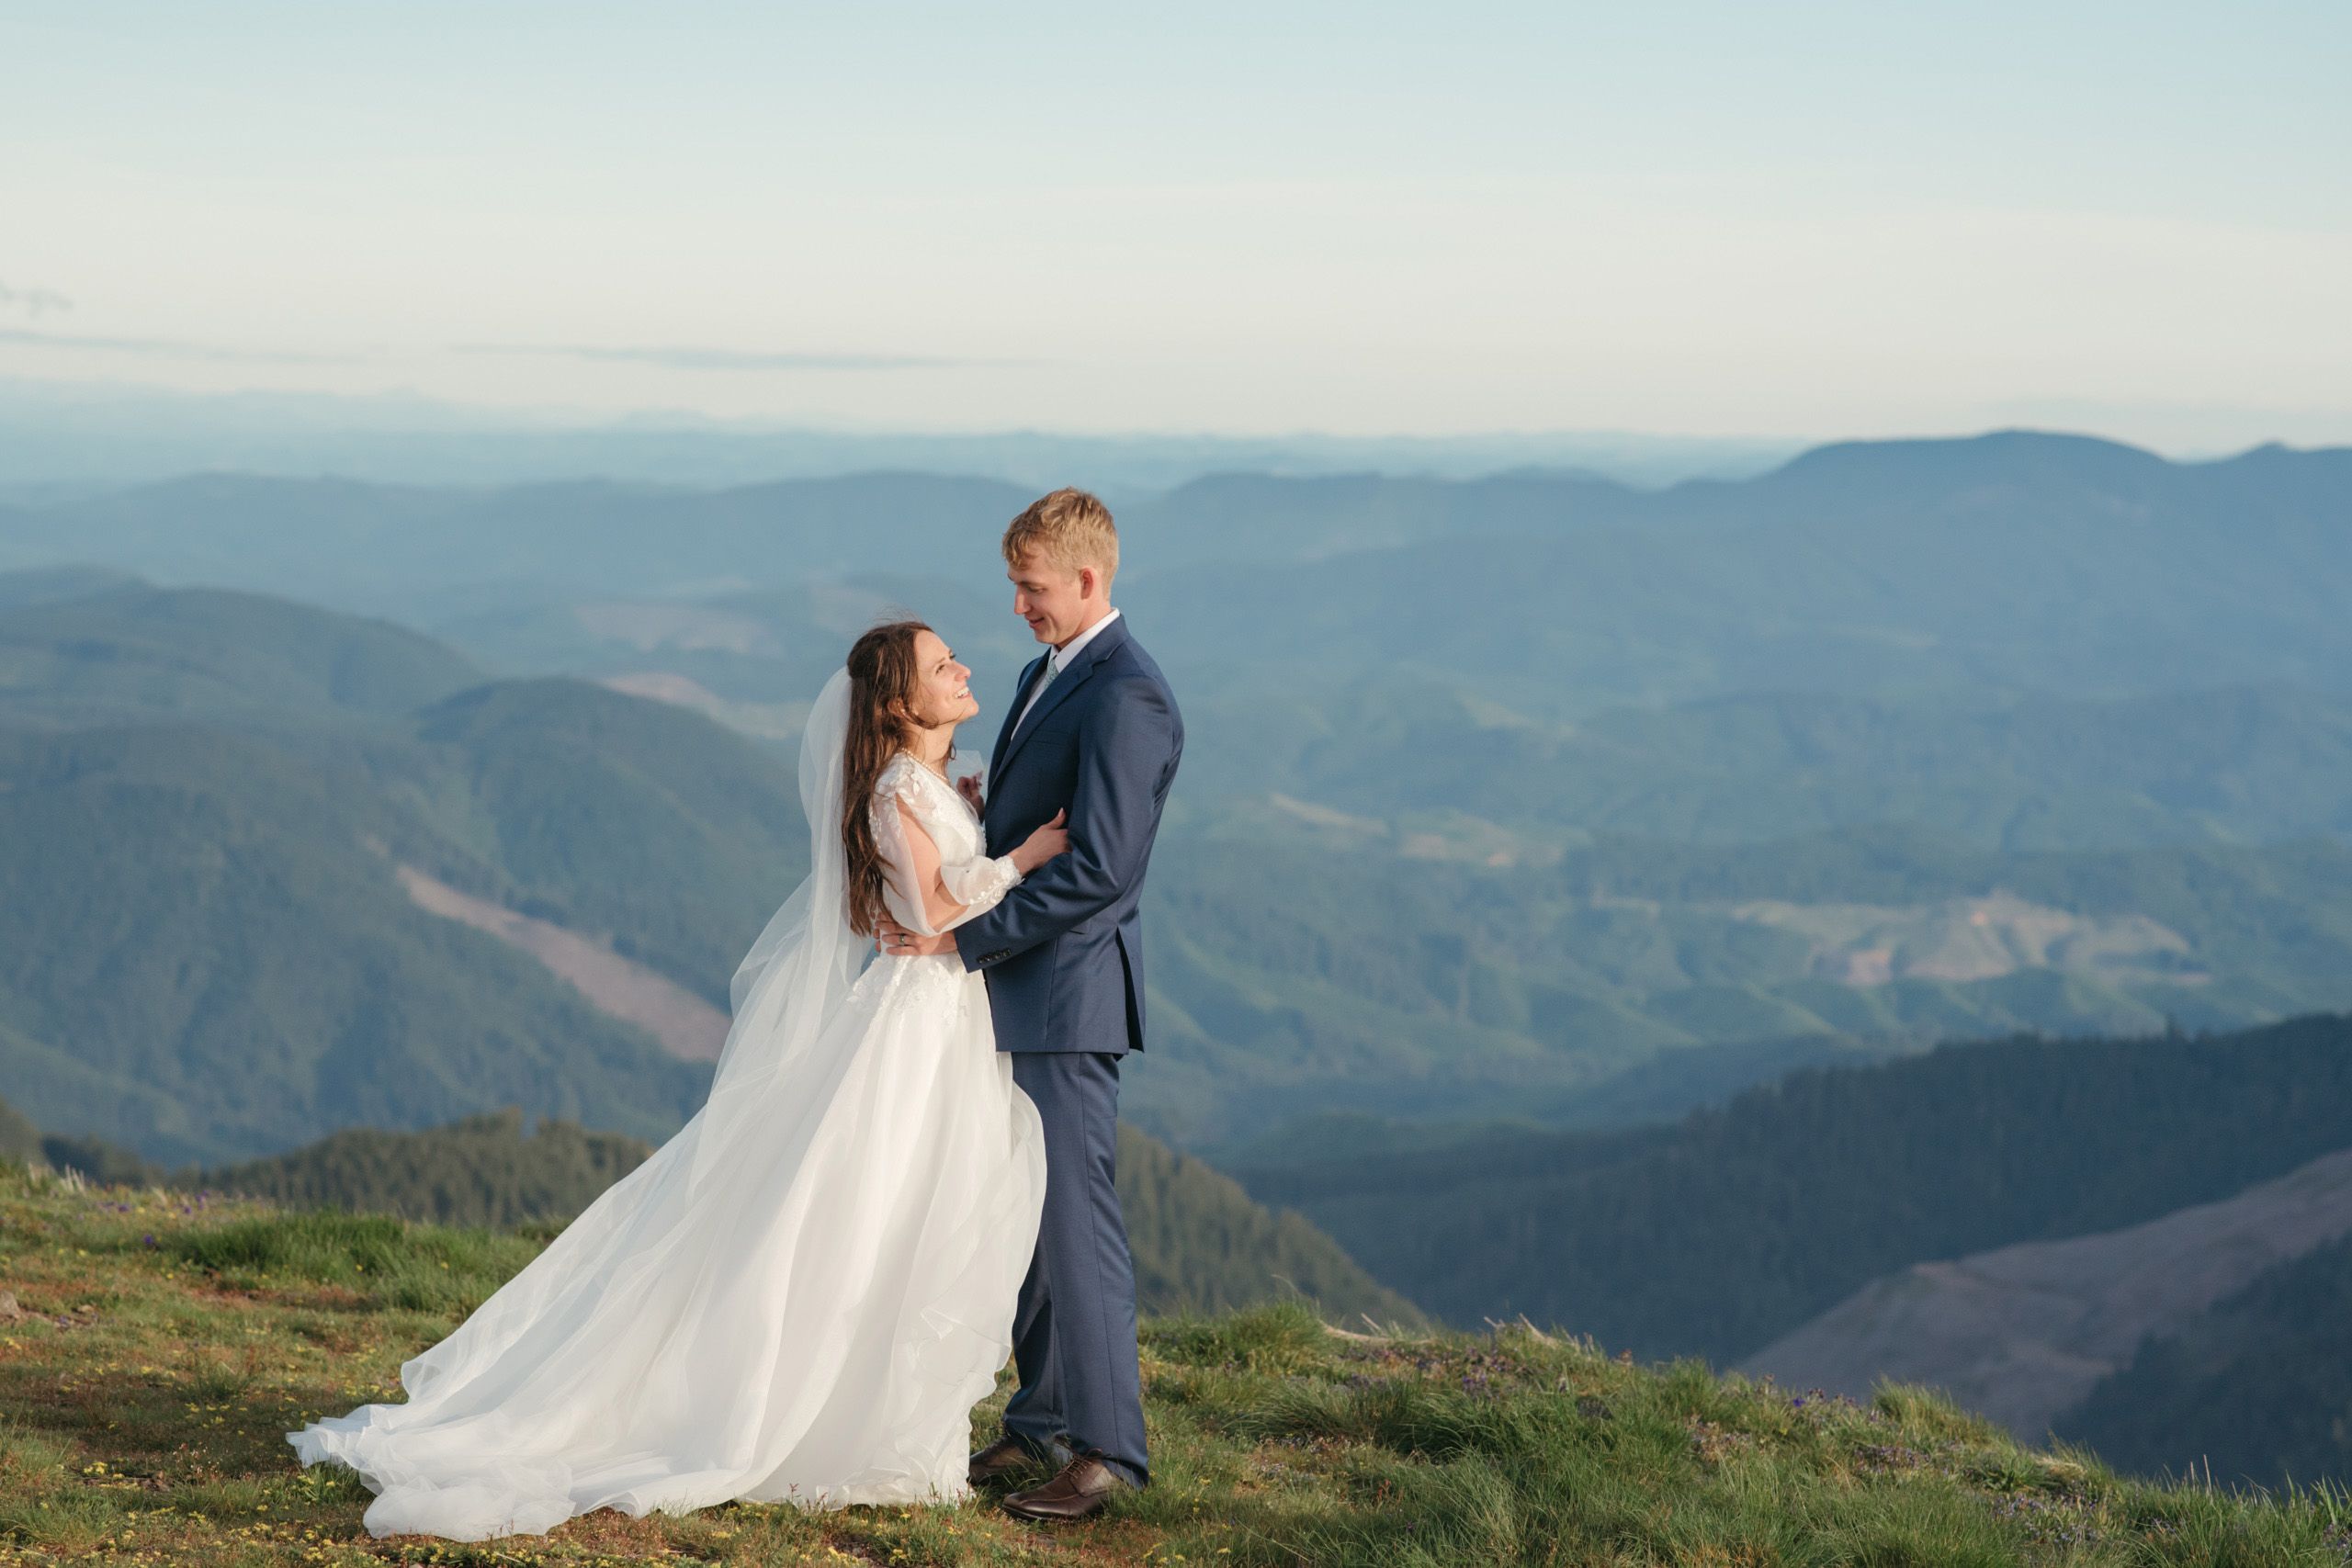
[994,615,1130,781]
[989,653,1051,783]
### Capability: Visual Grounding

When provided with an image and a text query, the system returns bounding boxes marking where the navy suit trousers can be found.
[1001,1050,1149,1485]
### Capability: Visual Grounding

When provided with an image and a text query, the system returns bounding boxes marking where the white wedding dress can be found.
[288,672,1047,1541]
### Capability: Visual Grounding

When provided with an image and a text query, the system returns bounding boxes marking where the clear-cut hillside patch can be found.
[1740,1145,2352,1440]
[393,862,731,1063]
[1724,892,2203,987]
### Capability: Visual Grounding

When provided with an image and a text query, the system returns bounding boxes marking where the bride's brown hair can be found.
[842,619,950,938]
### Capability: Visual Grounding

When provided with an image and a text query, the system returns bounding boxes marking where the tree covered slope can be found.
[1232,1014,2352,1362]
[2060,1228,2352,1490]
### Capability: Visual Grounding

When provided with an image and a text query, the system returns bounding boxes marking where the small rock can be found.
[0,1290,21,1321]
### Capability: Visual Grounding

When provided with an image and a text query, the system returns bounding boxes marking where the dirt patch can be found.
[396,864,730,1062]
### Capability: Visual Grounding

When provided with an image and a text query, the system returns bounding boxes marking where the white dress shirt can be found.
[1012,607,1121,734]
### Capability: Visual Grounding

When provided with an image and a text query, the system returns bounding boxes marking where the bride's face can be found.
[906,629,978,729]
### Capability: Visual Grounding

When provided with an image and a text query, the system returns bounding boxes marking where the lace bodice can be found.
[872,753,1022,938]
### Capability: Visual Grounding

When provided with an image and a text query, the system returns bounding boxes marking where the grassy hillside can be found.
[1,1098,1421,1327]
[1233,1014,2352,1362]
[173,1108,1420,1326]
[5,1163,2347,1566]
[0,1099,37,1165]
[2060,1230,2352,1490]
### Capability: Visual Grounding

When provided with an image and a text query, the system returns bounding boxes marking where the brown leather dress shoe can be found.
[1000,1454,1136,1522]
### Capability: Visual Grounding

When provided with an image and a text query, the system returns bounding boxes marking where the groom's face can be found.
[1007,547,1104,649]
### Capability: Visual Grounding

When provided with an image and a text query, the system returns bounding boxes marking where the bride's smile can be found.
[902,628,980,742]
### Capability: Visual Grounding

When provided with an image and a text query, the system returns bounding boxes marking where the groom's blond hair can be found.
[1003,488,1119,582]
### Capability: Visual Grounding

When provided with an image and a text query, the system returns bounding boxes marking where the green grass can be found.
[4,1161,2348,1566]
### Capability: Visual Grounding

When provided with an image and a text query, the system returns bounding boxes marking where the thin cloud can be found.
[0,282,74,319]
[0,326,351,364]
[462,342,1007,372]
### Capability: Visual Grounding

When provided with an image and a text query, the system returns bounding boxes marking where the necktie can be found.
[1020,656,1058,729]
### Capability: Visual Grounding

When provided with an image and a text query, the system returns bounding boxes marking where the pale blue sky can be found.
[3,1,2346,446]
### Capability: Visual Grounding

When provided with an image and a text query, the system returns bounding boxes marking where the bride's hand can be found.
[1012,808,1069,874]
[876,913,956,958]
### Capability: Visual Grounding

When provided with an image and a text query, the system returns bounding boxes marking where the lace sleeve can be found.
[936,843,1022,919]
[873,759,1023,933]
[870,776,935,936]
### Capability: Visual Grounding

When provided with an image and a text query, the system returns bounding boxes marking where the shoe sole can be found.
[1000,1501,1110,1523]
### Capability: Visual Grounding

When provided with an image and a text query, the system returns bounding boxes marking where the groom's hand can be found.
[876,914,957,958]
[956,773,984,813]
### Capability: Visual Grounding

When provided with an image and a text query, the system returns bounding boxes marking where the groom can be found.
[878,487,1182,1521]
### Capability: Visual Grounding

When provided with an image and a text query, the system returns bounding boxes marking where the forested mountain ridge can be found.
[1171,679,2352,852]
[6,432,2348,718]
[1132,434,2352,716]
[0,577,485,732]
[0,469,1036,615]
[7,429,2351,1148]
[0,717,718,1162]
[404,674,810,996]
[1230,1013,2352,1362]
[0,579,820,1163]
[1112,1123,1423,1322]
[186,1109,650,1228]
[38,436,2330,863]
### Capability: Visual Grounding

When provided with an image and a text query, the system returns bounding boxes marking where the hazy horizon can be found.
[7,372,2342,498]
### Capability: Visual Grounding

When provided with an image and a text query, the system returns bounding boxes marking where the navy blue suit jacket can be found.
[955,615,1182,1055]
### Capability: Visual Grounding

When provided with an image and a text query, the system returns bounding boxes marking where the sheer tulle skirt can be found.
[288,954,1046,1540]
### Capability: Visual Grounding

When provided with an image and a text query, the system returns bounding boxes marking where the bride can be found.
[289,620,1069,1540]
